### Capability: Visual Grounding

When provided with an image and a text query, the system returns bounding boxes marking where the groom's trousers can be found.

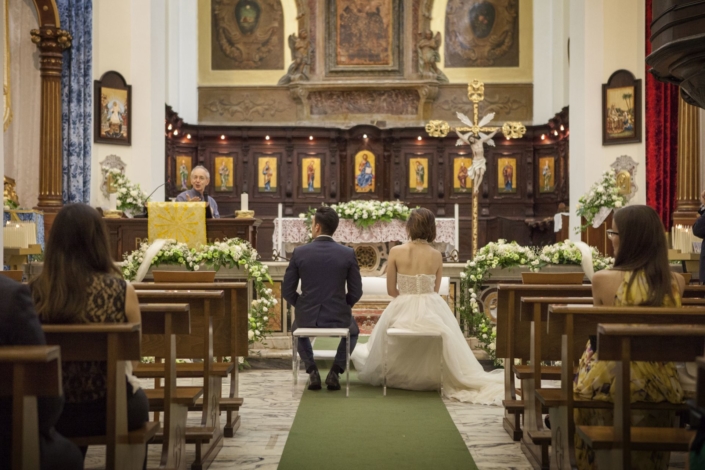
[292,318,359,372]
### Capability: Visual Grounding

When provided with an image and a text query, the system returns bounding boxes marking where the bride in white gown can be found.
[351,208,504,405]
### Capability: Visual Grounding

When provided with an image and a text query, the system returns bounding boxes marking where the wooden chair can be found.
[42,323,160,470]
[538,305,705,470]
[140,303,201,470]
[132,282,248,438]
[134,290,225,470]
[574,324,704,469]
[0,346,62,470]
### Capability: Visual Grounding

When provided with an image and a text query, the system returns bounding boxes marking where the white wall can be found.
[533,0,569,124]
[91,0,167,207]
[167,0,198,124]
[568,0,647,238]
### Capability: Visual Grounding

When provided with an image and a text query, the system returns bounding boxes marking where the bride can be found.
[351,208,504,405]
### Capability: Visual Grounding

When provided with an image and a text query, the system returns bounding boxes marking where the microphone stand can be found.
[134,180,171,218]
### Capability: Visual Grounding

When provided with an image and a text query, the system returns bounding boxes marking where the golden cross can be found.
[425,80,526,140]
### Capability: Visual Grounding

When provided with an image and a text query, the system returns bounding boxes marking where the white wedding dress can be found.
[351,273,504,405]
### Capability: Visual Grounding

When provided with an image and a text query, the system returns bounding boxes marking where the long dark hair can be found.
[612,205,674,306]
[30,204,121,323]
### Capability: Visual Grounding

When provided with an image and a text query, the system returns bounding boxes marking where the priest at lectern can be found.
[175,165,220,218]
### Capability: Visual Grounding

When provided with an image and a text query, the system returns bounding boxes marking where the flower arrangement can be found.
[575,170,627,231]
[121,238,275,344]
[301,200,412,230]
[108,168,150,215]
[459,240,614,363]
[3,195,18,210]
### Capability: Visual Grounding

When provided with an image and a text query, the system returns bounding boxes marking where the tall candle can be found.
[278,203,283,259]
[454,204,460,255]
[3,225,28,249]
[241,193,249,212]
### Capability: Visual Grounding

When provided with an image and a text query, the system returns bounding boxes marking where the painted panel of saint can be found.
[100,87,128,140]
[497,157,517,193]
[176,156,192,191]
[337,0,393,66]
[409,158,429,194]
[214,157,234,192]
[538,157,555,193]
[301,157,322,194]
[453,157,473,193]
[258,157,278,192]
[354,150,375,193]
[605,86,636,140]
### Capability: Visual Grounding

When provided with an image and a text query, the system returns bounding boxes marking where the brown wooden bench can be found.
[134,290,224,470]
[0,345,62,470]
[133,282,248,438]
[140,303,201,470]
[576,324,704,469]
[42,323,160,470]
[538,306,705,470]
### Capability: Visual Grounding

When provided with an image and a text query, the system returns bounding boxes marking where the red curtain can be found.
[645,1,680,229]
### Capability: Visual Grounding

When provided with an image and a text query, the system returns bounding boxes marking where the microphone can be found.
[145,178,171,201]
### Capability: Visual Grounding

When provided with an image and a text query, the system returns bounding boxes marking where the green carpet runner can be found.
[278,337,478,470]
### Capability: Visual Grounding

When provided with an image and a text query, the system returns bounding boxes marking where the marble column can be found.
[30,26,72,230]
[673,95,701,226]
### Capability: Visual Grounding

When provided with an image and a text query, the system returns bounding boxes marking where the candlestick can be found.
[241,193,249,212]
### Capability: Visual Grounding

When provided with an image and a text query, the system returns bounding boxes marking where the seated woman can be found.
[29,204,149,463]
[575,205,685,470]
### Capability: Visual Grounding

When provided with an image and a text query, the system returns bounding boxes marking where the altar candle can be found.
[3,224,28,249]
[454,204,459,254]
[278,203,283,259]
[241,193,249,212]
[109,192,118,211]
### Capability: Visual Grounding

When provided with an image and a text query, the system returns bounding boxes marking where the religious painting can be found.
[602,70,642,145]
[175,156,192,191]
[453,156,473,193]
[301,157,322,194]
[409,158,429,194]
[211,0,284,70]
[326,0,402,75]
[354,150,376,193]
[94,71,132,145]
[445,0,519,67]
[214,156,234,192]
[538,157,555,193]
[258,157,278,192]
[497,157,517,194]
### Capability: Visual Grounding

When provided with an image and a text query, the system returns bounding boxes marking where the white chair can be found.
[292,328,351,397]
[383,328,443,396]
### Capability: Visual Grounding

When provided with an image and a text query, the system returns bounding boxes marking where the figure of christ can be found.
[307,160,316,192]
[262,161,273,191]
[454,111,498,194]
[502,162,514,191]
[356,154,374,191]
[109,101,123,137]
[415,161,425,192]
[457,161,469,191]
[219,161,230,191]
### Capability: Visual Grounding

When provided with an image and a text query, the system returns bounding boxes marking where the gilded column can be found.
[673,95,702,225]
[30,27,72,217]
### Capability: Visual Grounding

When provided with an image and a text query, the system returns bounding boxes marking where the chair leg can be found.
[439,338,444,397]
[346,333,350,398]
[292,336,299,385]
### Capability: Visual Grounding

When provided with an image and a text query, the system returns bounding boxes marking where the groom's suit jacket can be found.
[282,236,363,328]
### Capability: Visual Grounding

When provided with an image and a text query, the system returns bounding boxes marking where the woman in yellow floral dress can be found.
[575,205,686,470]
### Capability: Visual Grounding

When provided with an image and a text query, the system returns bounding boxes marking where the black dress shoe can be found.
[325,370,341,391]
[308,369,322,391]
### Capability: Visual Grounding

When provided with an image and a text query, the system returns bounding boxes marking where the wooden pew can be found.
[537,305,705,470]
[42,323,160,470]
[134,290,224,470]
[496,284,593,441]
[574,324,704,469]
[140,303,201,470]
[0,346,62,470]
[132,282,248,438]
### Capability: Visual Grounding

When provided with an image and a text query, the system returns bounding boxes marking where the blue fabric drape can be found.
[58,0,92,204]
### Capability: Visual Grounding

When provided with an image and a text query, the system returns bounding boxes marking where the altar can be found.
[272,217,458,275]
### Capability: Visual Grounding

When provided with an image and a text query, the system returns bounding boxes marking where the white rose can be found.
[460,272,467,279]
[263,316,268,321]
[248,330,254,340]
[194,265,200,271]
[615,200,623,208]
[299,213,305,218]
[488,342,496,351]
[263,307,268,312]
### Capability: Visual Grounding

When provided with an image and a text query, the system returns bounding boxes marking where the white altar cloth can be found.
[272,218,456,247]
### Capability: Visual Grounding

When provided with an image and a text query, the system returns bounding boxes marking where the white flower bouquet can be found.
[109,168,150,215]
[536,240,614,272]
[575,170,626,231]
[303,200,412,230]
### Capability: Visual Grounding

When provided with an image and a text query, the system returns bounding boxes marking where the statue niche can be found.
[212,0,284,70]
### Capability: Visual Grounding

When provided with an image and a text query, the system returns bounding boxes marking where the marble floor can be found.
[83,369,687,470]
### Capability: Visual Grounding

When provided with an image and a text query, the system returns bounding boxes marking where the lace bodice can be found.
[397,273,436,295]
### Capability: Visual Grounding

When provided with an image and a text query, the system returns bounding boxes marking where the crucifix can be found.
[425,80,527,256]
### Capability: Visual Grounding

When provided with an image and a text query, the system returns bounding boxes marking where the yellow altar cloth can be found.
[147,202,207,248]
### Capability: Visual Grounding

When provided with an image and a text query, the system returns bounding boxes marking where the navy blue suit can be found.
[282,236,363,371]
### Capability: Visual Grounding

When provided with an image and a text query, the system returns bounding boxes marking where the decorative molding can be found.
[202,93,288,122]
[309,90,419,116]
[99,155,127,199]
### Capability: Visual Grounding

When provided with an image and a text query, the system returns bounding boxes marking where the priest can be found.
[175,165,220,218]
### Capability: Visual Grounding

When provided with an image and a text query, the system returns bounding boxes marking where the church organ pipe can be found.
[674,96,701,219]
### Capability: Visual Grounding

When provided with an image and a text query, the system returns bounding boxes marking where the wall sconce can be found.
[220,135,225,140]
[186,133,191,140]
[540,134,545,140]
[167,124,172,131]
[309,136,314,141]
[173,129,179,136]
[363,134,368,139]
[265,135,270,141]
[560,125,565,131]
[417,136,422,141]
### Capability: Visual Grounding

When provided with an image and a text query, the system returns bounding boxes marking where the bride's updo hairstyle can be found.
[406,208,436,243]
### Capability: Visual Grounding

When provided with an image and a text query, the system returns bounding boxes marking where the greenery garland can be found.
[459,240,614,363]
[302,200,412,231]
[121,238,275,344]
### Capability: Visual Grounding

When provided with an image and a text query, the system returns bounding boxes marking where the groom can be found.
[283,207,363,391]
